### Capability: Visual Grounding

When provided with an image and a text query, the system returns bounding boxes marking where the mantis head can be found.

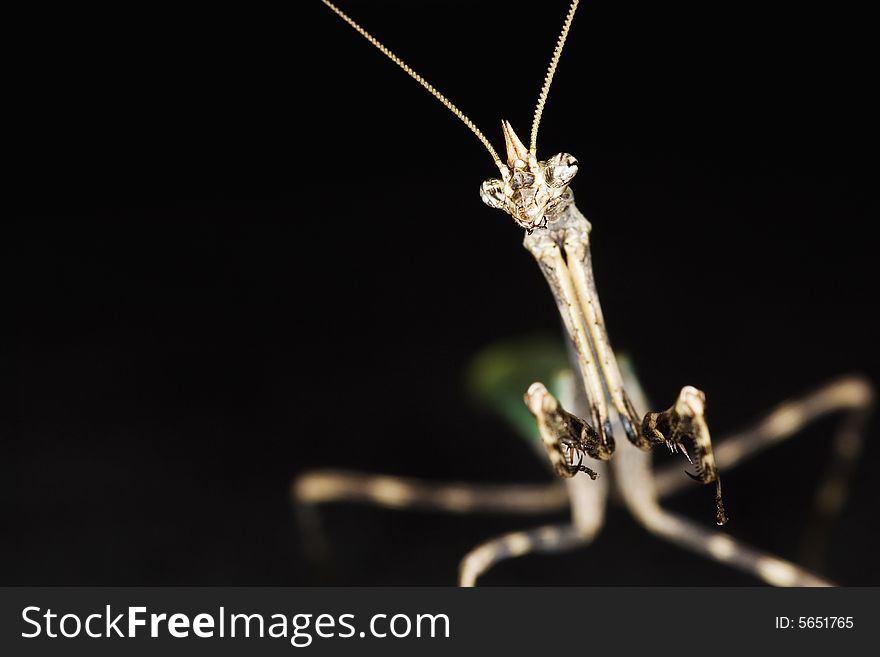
[480,121,578,233]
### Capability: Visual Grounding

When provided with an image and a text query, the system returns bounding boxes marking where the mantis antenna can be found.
[530,0,579,155]
[320,0,581,166]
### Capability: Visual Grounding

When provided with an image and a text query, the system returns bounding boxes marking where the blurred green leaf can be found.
[465,334,571,446]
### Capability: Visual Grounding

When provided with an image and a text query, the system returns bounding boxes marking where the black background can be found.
[4,1,878,585]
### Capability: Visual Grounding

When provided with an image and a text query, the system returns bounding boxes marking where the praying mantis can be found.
[295,0,875,586]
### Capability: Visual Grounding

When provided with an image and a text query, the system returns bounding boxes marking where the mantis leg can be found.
[619,363,837,586]
[293,470,568,514]
[458,473,608,586]
[652,374,875,570]
[459,370,609,586]
[292,471,569,561]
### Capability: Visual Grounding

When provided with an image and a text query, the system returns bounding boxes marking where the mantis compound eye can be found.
[544,152,578,187]
[480,178,506,210]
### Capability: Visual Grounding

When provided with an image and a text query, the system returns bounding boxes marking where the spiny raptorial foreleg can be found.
[642,386,727,525]
[524,382,603,479]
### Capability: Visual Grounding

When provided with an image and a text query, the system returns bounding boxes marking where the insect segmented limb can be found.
[522,204,616,457]
[652,375,875,569]
[289,367,863,585]
[293,470,567,515]
[292,470,569,562]
[458,510,602,587]
[520,193,724,520]
[655,375,874,494]
[524,382,600,479]
[560,224,646,449]
[460,376,608,587]
[642,386,727,525]
[458,434,609,586]
[458,525,582,587]
[615,363,833,586]
[616,445,832,585]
